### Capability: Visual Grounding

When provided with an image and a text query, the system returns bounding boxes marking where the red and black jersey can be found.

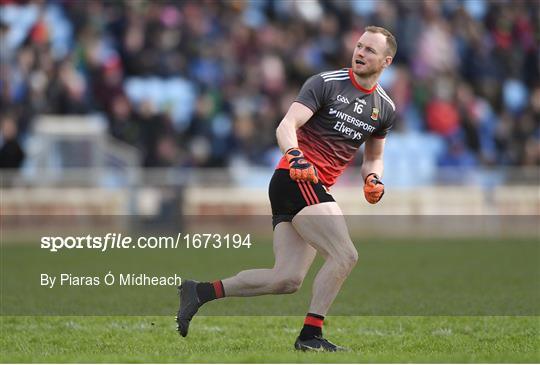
[277,68,396,187]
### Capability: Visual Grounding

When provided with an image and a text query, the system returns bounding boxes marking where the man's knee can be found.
[333,245,358,276]
[272,275,303,294]
[345,248,359,269]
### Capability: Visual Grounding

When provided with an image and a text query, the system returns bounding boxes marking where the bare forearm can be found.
[275,102,314,153]
[276,118,298,153]
[361,159,384,180]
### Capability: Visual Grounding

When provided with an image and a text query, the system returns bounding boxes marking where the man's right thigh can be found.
[273,222,316,279]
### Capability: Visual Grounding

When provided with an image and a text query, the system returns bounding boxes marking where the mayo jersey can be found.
[277,68,396,187]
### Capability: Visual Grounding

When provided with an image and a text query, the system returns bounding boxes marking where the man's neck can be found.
[352,71,380,91]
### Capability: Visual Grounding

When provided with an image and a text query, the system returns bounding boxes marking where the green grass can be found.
[1,316,539,363]
[2,238,539,316]
[1,235,539,362]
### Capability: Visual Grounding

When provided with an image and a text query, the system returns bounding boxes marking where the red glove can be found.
[363,173,384,204]
[285,147,318,184]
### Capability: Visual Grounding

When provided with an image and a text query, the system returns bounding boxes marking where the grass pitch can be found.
[1,315,539,363]
[1,235,539,362]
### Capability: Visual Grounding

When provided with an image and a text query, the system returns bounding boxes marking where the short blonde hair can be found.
[365,25,397,57]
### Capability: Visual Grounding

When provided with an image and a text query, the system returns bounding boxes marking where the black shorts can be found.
[269,169,335,229]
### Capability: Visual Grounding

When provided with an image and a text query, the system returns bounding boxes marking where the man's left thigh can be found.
[292,202,355,259]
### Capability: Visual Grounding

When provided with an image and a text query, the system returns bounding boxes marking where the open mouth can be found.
[355,59,365,65]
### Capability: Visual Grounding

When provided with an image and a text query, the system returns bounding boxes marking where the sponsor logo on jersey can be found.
[336,95,350,104]
[332,110,376,133]
[333,121,363,140]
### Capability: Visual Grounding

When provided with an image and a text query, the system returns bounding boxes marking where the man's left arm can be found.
[361,137,385,204]
[361,137,385,181]
[361,100,396,204]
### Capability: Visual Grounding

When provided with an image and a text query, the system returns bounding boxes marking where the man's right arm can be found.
[276,102,314,153]
[276,102,318,183]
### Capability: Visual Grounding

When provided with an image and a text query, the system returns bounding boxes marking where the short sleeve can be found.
[294,74,327,113]
[372,109,396,139]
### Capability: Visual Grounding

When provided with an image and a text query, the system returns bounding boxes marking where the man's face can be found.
[351,32,391,77]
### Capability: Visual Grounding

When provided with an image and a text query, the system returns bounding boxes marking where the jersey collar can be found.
[348,68,377,94]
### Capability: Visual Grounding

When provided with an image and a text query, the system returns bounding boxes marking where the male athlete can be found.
[176,26,397,351]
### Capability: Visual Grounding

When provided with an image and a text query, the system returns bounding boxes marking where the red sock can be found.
[212,280,225,299]
[196,280,225,304]
[299,313,324,340]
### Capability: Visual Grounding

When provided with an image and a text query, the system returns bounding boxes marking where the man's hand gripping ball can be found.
[285,147,318,184]
[363,173,384,204]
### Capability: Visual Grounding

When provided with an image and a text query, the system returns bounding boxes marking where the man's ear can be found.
[382,55,393,68]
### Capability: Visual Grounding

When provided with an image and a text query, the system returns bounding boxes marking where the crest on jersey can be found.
[371,108,379,121]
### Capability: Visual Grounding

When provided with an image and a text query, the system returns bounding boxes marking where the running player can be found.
[177,26,397,352]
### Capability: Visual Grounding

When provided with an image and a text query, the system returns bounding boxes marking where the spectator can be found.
[0,113,25,169]
[0,0,537,170]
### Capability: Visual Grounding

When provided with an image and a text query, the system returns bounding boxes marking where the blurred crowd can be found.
[0,0,539,170]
